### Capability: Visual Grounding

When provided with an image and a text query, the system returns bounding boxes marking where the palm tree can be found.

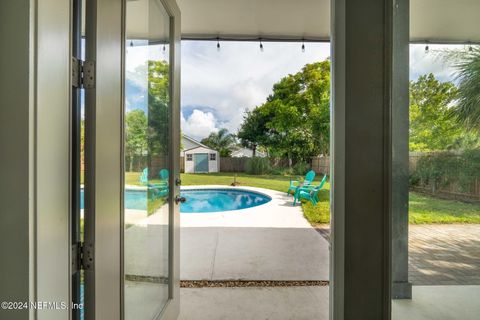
[449,46,480,131]
[201,128,236,157]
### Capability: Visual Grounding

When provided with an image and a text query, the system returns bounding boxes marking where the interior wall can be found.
[0,1,34,318]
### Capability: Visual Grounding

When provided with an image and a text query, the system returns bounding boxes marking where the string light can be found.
[469,45,473,52]
[425,44,429,53]
[301,39,305,53]
[259,38,264,52]
[130,40,134,47]
[163,43,166,52]
[217,37,221,51]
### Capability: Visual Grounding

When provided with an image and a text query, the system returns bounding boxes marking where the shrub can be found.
[244,157,271,175]
[292,161,311,175]
[411,149,480,193]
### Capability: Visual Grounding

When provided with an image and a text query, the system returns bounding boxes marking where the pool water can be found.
[80,188,271,213]
[80,189,147,210]
[180,189,271,213]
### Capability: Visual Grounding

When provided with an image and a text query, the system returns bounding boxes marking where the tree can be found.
[448,47,480,131]
[237,61,331,163]
[409,74,479,151]
[125,109,147,171]
[147,60,170,156]
[201,128,236,157]
[237,109,270,157]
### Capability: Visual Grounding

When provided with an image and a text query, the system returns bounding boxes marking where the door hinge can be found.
[72,57,95,89]
[72,242,94,273]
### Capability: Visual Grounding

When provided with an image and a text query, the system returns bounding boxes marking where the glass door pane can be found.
[124,0,171,319]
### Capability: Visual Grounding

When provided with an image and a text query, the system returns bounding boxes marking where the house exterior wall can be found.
[231,148,266,158]
[184,146,219,173]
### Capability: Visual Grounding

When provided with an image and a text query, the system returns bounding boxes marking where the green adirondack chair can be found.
[287,170,316,195]
[293,174,328,206]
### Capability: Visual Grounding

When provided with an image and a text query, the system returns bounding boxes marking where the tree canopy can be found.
[409,73,479,151]
[125,109,147,170]
[201,128,236,157]
[237,61,330,163]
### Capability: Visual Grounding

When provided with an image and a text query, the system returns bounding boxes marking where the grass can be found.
[125,171,480,225]
[409,193,480,224]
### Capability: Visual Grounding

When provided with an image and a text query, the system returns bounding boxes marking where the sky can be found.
[125,41,468,141]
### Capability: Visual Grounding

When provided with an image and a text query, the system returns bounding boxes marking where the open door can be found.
[83,0,180,319]
[122,0,181,319]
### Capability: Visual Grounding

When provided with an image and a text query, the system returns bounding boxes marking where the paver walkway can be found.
[315,223,480,285]
[409,224,480,285]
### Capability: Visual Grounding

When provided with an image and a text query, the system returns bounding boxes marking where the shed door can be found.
[194,153,209,173]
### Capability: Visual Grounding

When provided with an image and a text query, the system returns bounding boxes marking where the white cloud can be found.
[409,44,465,81]
[179,42,467,141]
[181,41,330,134]
[181,109,219,140]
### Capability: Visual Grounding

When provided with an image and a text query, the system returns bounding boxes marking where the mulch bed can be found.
[180,280,329,288]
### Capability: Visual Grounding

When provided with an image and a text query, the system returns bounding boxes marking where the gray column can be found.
[330,0,409,318]
[392,0,412,300]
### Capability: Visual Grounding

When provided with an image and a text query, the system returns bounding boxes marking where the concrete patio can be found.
[180,186,330,281]
[178,285,480,320]
[124,186,480,319]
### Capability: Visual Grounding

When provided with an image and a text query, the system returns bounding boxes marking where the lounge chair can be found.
[287,170,316,195]
[293,174,327,206]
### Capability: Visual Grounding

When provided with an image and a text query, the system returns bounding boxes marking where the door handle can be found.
[175,195,186,205]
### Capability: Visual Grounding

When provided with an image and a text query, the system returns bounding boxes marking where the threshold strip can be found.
[180,280,329,288]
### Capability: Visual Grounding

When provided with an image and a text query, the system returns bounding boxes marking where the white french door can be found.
[82,0,181,319]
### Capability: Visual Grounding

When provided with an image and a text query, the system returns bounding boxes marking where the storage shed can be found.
[181,135,219,173]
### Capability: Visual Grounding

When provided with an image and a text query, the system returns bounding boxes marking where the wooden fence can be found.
[219,157,248,172]
[126,152,479,202]
[311,156,330,175]
[409,152,480,202]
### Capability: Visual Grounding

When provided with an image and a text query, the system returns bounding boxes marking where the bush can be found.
[411,149,480,193]
[244,157,272,175]
[292,161,311,175]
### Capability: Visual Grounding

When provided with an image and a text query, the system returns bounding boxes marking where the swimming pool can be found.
[80,189,147,210]
[180,188,271,213]
[80,188,271,213]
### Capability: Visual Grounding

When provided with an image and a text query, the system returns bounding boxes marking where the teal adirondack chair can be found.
[139,168,169,198]
[287,170,316,195]
[293,174,328,206]
[139,168,149,186]
[158,169,169,184]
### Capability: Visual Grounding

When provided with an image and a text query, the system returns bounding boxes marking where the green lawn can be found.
[125,171,480,225]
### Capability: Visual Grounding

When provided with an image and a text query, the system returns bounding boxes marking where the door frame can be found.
[160,0,182,318]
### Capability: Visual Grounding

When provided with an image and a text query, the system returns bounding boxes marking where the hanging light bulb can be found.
[425,44,429,53]
[163,43,166,52]
[301,40,305,53]
[469,45,473,52]
[217,37,221,51]
[259,39,264,52]
[130,40,134,47]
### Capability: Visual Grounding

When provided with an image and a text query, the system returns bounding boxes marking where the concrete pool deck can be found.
[124,185,330,281]
[180,185,330,281]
